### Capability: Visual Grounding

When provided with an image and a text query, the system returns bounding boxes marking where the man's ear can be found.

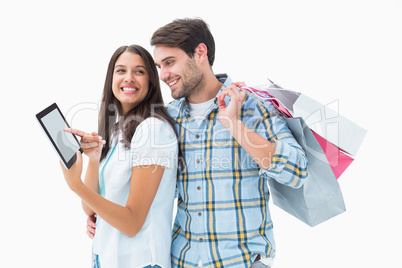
[194,43,208,64]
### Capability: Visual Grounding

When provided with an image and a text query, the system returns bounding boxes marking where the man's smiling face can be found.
[153,45,205,100]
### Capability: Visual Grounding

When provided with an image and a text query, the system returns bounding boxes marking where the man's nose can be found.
[159,67,170,82]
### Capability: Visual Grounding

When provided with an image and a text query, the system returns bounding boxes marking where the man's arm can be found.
[217,83,275,169]
[217,83,308,188]
[86,214,96,239]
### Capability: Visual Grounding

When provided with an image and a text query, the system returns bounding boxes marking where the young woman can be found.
[60,45,179,268]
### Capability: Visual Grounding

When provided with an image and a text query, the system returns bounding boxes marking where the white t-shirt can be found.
[188,98,215,126]
[93,117,178,268]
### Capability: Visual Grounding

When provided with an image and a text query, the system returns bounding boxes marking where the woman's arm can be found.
[61,152,164,238]
[63,128,105,216]
[81,159,99,216]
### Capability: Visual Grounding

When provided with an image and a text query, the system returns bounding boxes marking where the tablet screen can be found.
[36,103,81,169]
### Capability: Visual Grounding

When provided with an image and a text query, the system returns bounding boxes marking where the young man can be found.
[151,18,308,268]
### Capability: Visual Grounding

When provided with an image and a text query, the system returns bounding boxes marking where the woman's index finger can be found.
[64,128,89,137]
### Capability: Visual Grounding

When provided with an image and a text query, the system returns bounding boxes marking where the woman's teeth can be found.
[122,87,137,92]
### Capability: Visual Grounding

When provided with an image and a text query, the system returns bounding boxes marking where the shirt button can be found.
[197,186,201,190]
[199,238,203,242]
[198,212,202,216]
[196,159,200,164]
[195,134,200,139]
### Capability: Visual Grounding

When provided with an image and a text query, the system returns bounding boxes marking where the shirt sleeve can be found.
[130,117,178,169]
[248,99,308,188]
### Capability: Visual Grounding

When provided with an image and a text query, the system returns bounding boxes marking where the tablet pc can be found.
[36,103,83,169]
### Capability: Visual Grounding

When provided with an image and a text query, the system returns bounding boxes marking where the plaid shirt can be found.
[167,74,308,268]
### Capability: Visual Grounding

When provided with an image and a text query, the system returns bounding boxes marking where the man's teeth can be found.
[168,79,179,86]
[122,87,137,92]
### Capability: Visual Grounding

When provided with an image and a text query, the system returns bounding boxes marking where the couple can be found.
[60,18,308,268]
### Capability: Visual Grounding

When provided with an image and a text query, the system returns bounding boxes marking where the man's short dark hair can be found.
[151,18,215,66]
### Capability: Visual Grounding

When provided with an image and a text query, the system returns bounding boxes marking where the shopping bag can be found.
[241,83,362,179]
[242,86,293,117]
[268,117,346,226]
[311,131,354,179]
[252,81,367,156]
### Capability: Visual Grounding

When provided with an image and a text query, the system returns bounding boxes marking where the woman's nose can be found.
[124,73,135,83]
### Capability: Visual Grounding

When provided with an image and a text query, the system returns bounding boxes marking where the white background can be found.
[1,0,401,267]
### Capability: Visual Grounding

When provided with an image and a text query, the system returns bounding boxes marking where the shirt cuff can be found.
[267,139,288,173]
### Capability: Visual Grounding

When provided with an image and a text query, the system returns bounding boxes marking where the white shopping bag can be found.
[258,81,367,156]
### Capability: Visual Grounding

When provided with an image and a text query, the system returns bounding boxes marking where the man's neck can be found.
[187,72,223,104]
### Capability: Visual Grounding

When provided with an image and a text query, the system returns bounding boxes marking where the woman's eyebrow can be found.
[114,64,146,69]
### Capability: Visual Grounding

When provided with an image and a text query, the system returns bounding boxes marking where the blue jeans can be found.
[93,254,101,268]
[92,253,162,268]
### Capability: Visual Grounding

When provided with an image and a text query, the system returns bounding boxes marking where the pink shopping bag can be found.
[311,130,354,179]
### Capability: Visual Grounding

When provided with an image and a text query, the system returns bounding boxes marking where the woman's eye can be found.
[116,69,125,73]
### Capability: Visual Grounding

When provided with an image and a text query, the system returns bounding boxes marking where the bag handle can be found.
[240,86,293,118]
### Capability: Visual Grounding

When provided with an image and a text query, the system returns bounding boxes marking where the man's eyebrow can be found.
[161,56,175,62]
[155,56,174,68]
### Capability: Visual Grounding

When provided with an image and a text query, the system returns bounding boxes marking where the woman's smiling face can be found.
[112,52,149,114]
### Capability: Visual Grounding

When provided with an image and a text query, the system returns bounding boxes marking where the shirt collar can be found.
[213,73,232,106]
[180,73,231,110]
[168,73,232,121]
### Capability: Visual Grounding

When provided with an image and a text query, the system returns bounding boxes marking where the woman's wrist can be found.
[88,158,100,166]
[67,177,85,193]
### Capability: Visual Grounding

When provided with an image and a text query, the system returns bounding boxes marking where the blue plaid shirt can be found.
[167,74,308,268]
